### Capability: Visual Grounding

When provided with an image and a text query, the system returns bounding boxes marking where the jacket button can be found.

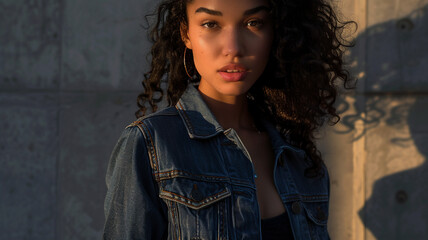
[292,202,301,214]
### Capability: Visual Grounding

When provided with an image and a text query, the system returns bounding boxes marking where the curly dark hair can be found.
[136,0,356,177]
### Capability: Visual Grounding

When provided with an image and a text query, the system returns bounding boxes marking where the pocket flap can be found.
[159,177,231,210]
[302,200,329,226]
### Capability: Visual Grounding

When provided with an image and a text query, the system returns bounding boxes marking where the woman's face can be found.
[183,0,273,102]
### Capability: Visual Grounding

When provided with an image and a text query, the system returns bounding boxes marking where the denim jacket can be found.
[103,85,330,240]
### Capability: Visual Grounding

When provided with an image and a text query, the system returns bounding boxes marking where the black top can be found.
[261,212,294,240]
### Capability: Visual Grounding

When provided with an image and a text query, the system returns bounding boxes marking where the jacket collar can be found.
[175,85,296,154]
[175,84,224,139]
[260,118,306,157]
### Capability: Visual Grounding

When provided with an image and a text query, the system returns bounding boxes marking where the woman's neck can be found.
[198,90,254,132]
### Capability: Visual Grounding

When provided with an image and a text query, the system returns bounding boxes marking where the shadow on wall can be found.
[336,3,428,240]
[360,99,428,239]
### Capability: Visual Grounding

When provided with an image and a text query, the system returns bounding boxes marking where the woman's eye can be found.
[247,20,264,28]
[201,22,218,29]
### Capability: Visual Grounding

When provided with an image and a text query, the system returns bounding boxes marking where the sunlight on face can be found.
[183,0,273,103]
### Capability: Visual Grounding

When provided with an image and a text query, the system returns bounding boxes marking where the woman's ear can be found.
[180,23,192,49]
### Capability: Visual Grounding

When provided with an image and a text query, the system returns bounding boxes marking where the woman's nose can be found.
[222,28,244,57]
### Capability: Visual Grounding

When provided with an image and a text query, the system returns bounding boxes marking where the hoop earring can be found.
[183,47,193,79]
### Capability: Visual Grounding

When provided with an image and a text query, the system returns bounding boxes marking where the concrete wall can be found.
[0,1,156,239]
[0,0,427,239]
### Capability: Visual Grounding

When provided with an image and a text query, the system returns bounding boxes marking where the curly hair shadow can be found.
[136,0,357,178]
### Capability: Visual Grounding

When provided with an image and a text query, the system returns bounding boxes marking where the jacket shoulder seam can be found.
[140,123,159,177]
[126,107,179,128]
[128,122,161,182]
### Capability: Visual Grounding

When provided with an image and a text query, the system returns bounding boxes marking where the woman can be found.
[103,0,354,239]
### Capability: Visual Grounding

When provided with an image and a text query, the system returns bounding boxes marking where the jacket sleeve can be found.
[103,126,168,240]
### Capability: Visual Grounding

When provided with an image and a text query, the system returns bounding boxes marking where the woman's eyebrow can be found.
[195,7,222,16]
[194,5,270,16]
[243,6,270,16]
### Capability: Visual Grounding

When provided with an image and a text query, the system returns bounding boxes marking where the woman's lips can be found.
[218,64,248,81]
[218,71,248,81]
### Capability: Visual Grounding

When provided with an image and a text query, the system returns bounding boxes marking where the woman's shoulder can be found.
[123,106,189,143]
[127,106,180,128]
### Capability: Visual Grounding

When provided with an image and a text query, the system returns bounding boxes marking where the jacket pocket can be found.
[302,200,330,240]
[158,177,231,240]
[159,177,231,209]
